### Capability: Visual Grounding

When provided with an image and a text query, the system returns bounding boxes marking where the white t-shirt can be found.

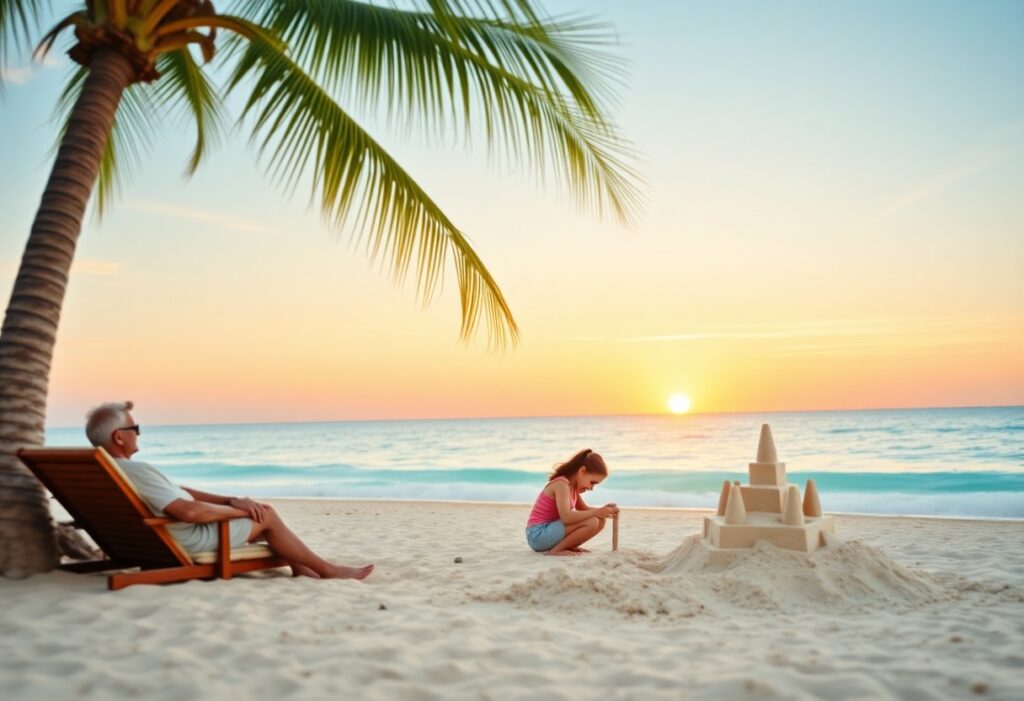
[115,458,251,553]
[115,458,192,513]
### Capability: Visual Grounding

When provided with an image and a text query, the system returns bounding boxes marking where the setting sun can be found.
[668,394,692,414]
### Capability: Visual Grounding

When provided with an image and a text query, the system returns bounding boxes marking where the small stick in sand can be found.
[612,513,619,552]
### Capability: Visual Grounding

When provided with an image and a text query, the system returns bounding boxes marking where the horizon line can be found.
[44,402,1024,431]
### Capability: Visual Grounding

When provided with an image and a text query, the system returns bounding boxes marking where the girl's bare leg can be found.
[568,518,607,552]
[547,517,605,555]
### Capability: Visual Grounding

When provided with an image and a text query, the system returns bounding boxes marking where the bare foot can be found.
[545,550,584,557]
[325,563,375,580]
[567,547,591,553]
[291,564,321,578]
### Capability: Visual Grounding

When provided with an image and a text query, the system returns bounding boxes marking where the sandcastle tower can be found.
[703,424,836,552]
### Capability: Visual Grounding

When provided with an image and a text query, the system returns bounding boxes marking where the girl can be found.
[525,449,620,556]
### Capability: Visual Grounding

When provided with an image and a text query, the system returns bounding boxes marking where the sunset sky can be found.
[1,1,1022,427]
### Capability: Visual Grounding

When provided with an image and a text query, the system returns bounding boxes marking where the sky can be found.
[1,0,1022,427]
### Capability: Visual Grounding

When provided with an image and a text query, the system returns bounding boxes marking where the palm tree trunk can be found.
[0,49,135,579]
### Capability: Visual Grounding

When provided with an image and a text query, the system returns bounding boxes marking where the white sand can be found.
[2,501,1023,700]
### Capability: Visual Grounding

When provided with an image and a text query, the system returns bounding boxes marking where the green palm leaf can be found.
[229,35,519,348]
[0,0,48,87]
[154,48,226,175]
[235,0,642,224]
[0,0,45,49]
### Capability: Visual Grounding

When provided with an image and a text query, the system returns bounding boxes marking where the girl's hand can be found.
[599,503,620,519]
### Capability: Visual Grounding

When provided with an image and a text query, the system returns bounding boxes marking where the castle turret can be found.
[783,485,804,526]
[803,479,822,517]
[756,423,778,463]
[724,482,747,524]
[716,480,731,516]
[741,423,788,513]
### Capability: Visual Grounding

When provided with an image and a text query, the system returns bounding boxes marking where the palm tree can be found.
[0,0,640,578]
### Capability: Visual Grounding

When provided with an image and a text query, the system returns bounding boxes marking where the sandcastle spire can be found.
[716,480,731,516]
[783,485,804,525]
[803,479,822,517]
[749,424,786,486]
[724,482,747,524]
[756,423,778,463]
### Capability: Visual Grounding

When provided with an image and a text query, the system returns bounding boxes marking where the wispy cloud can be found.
[71,259,121,276]
[867,153,1005,225]
[125,200,270,234]
[770,335,1003,357]
[0,66,32,84]
[566,316,1018,346]
[867,122,1024,226]
[1,54,66,85]
[40,54,65,69]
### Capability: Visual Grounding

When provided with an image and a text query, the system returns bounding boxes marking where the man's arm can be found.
[163,498,250,524]
[182,487,233,505]
[181,488,271,523]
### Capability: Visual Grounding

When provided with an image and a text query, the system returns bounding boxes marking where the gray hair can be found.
[85,401,134,447]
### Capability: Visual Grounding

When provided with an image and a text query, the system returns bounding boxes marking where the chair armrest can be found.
[144,513,248,527]
[143,517,180,526]
[208,513,251,522]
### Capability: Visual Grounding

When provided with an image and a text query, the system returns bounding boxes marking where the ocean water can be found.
[46,406,1024,518]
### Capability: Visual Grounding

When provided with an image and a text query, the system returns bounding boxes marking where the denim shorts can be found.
[525,520,565,552]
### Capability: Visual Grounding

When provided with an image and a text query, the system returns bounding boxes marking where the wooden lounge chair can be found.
[18,447,287,590]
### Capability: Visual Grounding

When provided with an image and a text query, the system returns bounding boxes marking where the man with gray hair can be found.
[85,401,373,580]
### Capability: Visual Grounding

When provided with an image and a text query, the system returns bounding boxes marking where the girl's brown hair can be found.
[548,448,607,481]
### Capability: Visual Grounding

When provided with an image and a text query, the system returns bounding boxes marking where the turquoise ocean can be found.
[47,406,1024,518]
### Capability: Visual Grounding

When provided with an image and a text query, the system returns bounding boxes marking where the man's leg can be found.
[247,507,373,580]
[290,563,320,579]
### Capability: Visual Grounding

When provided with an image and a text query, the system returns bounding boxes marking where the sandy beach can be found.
[2,501,1023,700]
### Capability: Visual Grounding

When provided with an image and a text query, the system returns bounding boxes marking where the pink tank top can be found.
[526,476,577,527]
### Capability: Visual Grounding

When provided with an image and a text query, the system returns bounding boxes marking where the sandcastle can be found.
[703,424,836,551]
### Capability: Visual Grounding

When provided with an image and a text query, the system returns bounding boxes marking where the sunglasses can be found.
[115,424,141,435]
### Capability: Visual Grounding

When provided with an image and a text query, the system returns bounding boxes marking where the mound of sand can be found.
[472,535,991,621]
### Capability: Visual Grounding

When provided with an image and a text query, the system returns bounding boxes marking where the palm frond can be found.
[427,1,547,28]
[33,11,83,62]
[424,0,622,113]
[1,0,50,88]
[239,0,622,130]
[0,0,47,50]
[229,35,519,349]
[53,65,161,215]
[234,0,643,225]
[154,48,225,174]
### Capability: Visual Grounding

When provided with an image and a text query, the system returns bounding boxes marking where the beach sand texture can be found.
[2,501,1022,700]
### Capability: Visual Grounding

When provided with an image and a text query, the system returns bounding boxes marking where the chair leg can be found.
[106,558,288,590]
[108,565,215,591]
[217,521,231,580]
